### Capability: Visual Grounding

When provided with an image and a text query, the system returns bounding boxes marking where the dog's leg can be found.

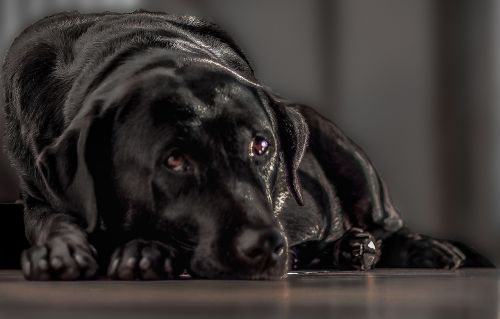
[295,228,490,270]
[286,104,492,270]
[108,239,184,280]
[292,104,483,270]
[21,197,98,280]
[290,229,382,271]
[376,227,495,269]
[288,104,399,270]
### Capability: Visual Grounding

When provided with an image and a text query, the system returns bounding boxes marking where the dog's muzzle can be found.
[234,227,285,271]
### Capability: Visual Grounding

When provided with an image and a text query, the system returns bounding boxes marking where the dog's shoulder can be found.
[2,12,103,86]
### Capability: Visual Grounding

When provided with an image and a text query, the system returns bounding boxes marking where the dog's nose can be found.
[235,228,285,268]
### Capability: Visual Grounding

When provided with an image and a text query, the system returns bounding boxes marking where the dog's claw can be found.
[38,259,49,271]
[164,259,173,273]
[22,260,31,278]
[126,257,137,269]
[50,257,63,270]
[108,257,119,274]
[140,257,151,270]
[108,239,181,280]
[74,254,88,268]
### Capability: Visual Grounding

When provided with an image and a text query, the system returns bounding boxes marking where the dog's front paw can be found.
[108,239,183,280]
[407,236,465,269]
[337,228,381,270]
[22,236,98,280]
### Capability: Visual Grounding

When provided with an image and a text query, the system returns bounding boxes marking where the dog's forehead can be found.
[179,82,262,121]
[142,69,271,128]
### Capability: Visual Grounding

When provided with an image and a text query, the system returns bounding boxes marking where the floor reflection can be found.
[0,269,497,319]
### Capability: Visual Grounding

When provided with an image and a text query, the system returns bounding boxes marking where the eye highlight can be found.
[165,150,191,172]
[251,136,270,156]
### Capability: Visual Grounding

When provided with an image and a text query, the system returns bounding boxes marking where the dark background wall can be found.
[1,0,498,263]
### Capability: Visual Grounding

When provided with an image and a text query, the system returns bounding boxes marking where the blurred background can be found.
[0,0,498,264]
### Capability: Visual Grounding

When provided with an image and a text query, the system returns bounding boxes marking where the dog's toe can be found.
[22,238,98,281]
[22,245,50,280]
[108,239,180,280]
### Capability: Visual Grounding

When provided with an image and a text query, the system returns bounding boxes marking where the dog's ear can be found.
[265,91,309,206]
[37,104,112,232]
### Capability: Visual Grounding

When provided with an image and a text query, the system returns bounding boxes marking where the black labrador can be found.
[2,11,493,280]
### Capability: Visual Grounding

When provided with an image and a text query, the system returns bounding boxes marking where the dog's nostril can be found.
[246,247,265,259]
[236,228,284,265]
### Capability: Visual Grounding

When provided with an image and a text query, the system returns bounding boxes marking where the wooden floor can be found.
[0,269,497,319]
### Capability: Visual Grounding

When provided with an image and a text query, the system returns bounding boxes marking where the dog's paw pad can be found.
[108,240,181,280]
[21,237,98,281]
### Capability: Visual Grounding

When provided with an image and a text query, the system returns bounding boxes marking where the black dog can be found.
[2,11,493,280]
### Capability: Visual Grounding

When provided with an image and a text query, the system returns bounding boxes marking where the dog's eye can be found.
[251,136,270,156]
[165,151,190,172]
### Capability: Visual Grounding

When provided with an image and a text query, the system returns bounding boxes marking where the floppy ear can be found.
[266,91,309,206]
[37,105,112,232]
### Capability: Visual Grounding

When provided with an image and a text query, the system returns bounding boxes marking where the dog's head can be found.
[37,58,308,279]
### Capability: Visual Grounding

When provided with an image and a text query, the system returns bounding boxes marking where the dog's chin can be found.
[188,257,288,280]
[190,269,288,280]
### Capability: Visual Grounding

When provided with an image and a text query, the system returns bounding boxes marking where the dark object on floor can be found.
[0,204,28,269]
[1,11,493,280]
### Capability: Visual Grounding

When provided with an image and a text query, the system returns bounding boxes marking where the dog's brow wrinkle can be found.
[187,57,261,88]
[172,87,218,121]
[212,87,231,105]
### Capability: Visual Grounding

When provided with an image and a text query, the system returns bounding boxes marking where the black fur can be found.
[2,11,493,280]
